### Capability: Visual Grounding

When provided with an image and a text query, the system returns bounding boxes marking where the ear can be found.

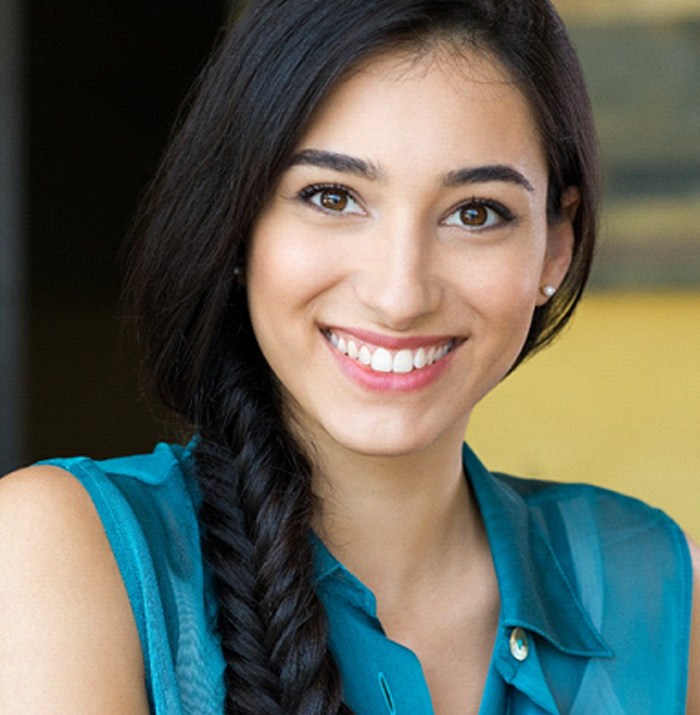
[537,186,579,306]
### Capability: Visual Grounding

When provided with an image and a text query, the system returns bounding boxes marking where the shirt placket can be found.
[484,625,561,715]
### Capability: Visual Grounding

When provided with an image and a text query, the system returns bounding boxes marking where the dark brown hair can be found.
[127,1,598,712]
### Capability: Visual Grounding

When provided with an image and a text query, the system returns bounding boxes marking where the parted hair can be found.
[126,1,598,712]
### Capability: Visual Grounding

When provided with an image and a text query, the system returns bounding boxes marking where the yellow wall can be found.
[555,0,699,21]
[467,292,700,541]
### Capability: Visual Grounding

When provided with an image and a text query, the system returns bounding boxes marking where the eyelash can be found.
[443,198,516,231]
[297,183,364,215]
[297,184,516,230]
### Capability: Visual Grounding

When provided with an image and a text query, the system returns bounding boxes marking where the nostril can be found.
[378,672,396,714]
[352,251,441,330]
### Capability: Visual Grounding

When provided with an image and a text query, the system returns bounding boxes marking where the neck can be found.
[312,434,484,606]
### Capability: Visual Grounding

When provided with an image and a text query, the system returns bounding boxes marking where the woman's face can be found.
[247,47,574,463]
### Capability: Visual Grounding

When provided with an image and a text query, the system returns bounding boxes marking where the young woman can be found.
[1,1,698,713]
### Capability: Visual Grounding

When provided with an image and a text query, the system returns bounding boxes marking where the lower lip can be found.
[325,338,456,393]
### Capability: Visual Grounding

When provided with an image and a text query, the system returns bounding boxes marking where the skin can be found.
[249,50,573,467]
[690,540,700,711]
[0,467,150,713]
[248,46,700,712]
[0,45,697,713]
[247,47,575,712]
[686,539,700,715]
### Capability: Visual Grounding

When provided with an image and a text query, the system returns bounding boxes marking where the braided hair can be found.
[126,1,598,711]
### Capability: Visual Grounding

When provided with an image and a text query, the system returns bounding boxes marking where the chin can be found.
[317,415,460,461]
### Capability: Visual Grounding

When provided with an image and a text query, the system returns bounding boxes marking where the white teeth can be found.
[327,330,454,374]
[371,348,393,372]
[393,349,414,374]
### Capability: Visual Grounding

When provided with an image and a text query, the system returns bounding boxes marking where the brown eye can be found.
[460,204,489,226]
[320,189,349,211]
[444,199,512,230]
[300,184,364,215]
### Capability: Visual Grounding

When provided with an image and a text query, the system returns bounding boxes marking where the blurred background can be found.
[469,0,700,540]
[0,0,698,537]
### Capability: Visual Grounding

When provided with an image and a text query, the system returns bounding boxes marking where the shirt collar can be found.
[313,444,611,660]
[313,531,380,616]
[463,442,611,659]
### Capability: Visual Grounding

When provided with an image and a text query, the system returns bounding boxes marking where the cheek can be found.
[456,243,544,311]
[455,245,545,363]
[477,286,537,351]
[246,220,342,366]
[248,231,304,316]
[248,219,342,304]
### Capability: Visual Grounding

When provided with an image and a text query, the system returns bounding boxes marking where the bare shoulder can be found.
[0,465,150,714]
[687,535,700,714]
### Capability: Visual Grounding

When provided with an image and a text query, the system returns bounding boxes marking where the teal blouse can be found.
[41,442,692,713]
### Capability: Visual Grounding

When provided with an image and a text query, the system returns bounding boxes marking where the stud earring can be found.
[233,265,245,283]
[541,284,556,298]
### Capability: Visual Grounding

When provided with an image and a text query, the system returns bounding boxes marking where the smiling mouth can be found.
[322,329,458,374]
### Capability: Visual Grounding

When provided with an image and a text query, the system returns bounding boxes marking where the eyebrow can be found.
[289,149,534,192]
[443,165,535,192]
[289,149,382,180]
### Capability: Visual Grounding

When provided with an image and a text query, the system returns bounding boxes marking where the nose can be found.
[353,220,441,330]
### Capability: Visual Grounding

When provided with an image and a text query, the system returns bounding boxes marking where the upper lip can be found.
[320,325,460,351]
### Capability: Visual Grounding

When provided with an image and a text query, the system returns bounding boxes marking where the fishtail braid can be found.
[194,349,352,714]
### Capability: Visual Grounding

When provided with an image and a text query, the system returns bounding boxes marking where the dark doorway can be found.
[25,1,225,462]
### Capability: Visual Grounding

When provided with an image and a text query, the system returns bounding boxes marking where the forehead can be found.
[357,42,515,91]
[296,45,545,176]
